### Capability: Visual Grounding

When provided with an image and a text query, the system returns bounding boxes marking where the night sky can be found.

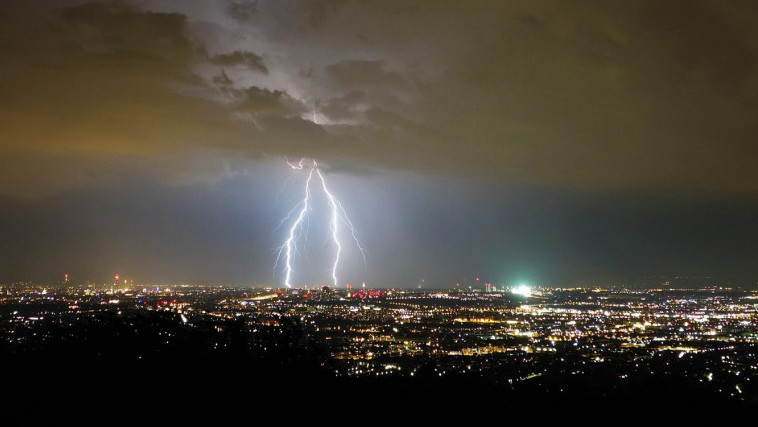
[1,0,756,287]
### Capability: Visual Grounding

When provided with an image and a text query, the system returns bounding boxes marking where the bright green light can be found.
[512,285,532,297]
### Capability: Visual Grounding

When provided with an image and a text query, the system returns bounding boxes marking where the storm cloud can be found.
[1,0,756,196]
[1,1,756,286]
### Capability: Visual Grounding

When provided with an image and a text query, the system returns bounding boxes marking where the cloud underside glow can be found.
[0,0,756,196]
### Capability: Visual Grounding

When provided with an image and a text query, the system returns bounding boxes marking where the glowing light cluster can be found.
[275,159,366,288]
[511,285,532,297]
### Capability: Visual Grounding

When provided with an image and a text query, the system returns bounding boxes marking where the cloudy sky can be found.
[1,0,756,287]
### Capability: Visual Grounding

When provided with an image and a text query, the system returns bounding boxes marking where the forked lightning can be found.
[275,159,366,287]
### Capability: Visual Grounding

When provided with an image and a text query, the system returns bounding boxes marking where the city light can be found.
[2,283,757,404]
[512,285,532,297]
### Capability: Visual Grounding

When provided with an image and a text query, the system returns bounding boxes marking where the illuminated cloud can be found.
[1,0,757,197]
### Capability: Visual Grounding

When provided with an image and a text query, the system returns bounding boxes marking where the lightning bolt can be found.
[275,159,366,288]
[286,159,305,170]
[274,161,314,288]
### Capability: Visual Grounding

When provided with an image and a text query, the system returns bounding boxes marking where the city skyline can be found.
[3,282,757,407]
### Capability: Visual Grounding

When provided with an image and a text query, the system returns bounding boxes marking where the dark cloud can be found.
[226,0,257,23]
[2,0,757,196]
[214,0,758,193]
[0,2,249,195]
[237,87,294,114]
[212,69,234,86]
[319,91,366,122]
[210,50,268,73]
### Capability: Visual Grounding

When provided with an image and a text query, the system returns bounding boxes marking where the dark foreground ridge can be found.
[5,307,747,407]
[3,285,758,414]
